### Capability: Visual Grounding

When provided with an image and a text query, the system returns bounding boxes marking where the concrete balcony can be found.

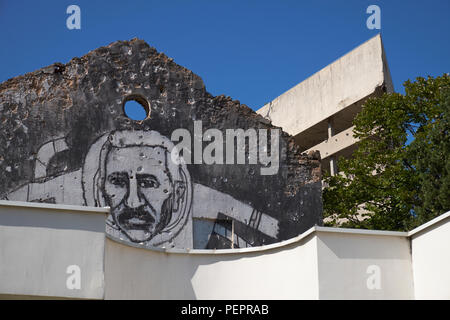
[306,125,358,160]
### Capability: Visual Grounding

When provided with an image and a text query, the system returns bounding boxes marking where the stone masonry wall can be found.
[0,38,322,249]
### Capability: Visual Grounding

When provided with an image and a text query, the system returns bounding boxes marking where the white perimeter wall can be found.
[104,232,319,300]
[104,228,417,300]
[410,212,450,299]
[316,229,414,299]
[0,201,107,299]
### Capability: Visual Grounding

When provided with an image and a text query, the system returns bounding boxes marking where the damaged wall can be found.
[0,38,322,249]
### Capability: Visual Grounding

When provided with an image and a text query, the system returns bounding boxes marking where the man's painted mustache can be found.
[114,204,157,231]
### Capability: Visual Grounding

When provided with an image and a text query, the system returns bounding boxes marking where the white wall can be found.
[1,200,449,300]
[104,227,419,300]
[315,229,414,299]
[0,200,107,299]
[104,232,319,300]
[410,212,450,299]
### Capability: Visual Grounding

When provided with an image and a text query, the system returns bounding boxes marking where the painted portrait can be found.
[5,129,279,249]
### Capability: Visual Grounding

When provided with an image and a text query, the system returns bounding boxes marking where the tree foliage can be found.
[323,74,450,231]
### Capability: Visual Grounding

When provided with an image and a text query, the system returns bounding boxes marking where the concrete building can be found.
[257,34,394,175]
[1,200,449,299]
[0,38,323,251]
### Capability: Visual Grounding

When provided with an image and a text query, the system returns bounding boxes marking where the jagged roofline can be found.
[0,38,322,164]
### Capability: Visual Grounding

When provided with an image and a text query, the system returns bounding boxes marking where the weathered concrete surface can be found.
[257,34,393,149]
[1,200,448,299]
[410,212,450,299]
[0,38,322,249]
[104,228,415,300]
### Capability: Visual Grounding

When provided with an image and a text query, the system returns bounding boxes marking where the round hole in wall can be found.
[123,95,150,121]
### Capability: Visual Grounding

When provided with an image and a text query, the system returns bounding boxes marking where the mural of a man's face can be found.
[103,146,174,243]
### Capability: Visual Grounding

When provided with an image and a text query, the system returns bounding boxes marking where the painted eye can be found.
[138,175,160,188]
[107,173,128,187]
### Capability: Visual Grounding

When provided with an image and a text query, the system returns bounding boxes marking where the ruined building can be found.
[1,35,448,300]
[258,34,393,176]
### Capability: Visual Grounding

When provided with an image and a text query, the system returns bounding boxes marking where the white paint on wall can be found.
[104,233,319,300]
[316,232,414,300]
[5,130,280,250]
[1,200,448,300]
[0,200,106,299]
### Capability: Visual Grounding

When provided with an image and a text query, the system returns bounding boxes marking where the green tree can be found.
[323,74,450,231]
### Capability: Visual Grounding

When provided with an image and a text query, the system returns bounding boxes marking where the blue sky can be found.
[1,0,449,115]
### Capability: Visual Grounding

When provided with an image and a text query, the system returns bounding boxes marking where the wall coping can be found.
[0,199,109,215]
[1,199,448,255]
[106,225,410,255]
[408,210,450,237]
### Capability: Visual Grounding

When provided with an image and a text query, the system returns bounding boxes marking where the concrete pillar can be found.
[328,118,338,176]
[327,118,335,138]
